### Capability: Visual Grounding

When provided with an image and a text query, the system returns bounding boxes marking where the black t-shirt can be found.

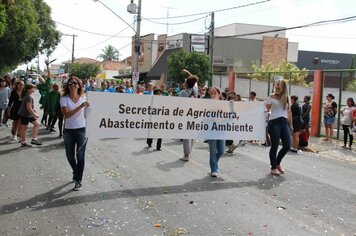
[291,103,302,123]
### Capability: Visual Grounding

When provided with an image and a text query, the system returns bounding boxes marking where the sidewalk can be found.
[307,136,356,163]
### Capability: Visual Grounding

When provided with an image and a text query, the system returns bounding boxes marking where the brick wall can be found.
[261,36,288,67]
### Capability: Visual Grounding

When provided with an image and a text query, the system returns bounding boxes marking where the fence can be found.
[212,69,356,139]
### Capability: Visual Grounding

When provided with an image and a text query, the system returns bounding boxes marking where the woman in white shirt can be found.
[265,78,292,176]
[60,76,90,191]
[340,97,355,149]
[207,87,225,177]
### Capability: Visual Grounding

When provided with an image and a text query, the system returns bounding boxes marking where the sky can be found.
[23,0,356,71]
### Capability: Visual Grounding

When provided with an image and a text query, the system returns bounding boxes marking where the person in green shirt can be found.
[46,84,61,134]
[37,77,51,125]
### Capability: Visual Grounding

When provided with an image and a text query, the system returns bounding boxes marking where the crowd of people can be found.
[1,73,356,189]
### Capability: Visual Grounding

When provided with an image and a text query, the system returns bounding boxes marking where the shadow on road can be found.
[0,175,285,214]
[0,182,73,215]
[155,160,187,172]
[131,147,152,156]
[39,141,65,153]
[0,146,23,156]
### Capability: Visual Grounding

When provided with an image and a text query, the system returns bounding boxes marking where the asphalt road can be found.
[0,92,355,236]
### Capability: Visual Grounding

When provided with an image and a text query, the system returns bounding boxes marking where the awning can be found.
[146,48,181,80]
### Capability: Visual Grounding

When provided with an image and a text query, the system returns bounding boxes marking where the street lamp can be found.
[93,0,136,33]
[93,0,141,84]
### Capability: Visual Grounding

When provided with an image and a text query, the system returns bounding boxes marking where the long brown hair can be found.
[62,76,84,96]
[275,79,290,110]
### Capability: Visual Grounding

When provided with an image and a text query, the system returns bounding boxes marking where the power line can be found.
[10,1,134,38]
[288,33,356,40]
[59,42,72,53]
[145,0,271,20]
[222,0,299,21]
[118,42,133,51]
[215,15,356,39]
[71,14,356,48]
[94,0,136,33]
[76,25,133,51]
[56,21,133,38]
[143,15,208,26]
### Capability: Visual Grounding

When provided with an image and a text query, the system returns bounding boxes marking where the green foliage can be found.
[33,0,60,56]
[0,0,60,74]
[346,80,356,92]
[70,63,100,81]
[97,45,120,61]
[349,55,355,78]
[167,50,211,85]
[0,4,6,37]
[250,61,309,86]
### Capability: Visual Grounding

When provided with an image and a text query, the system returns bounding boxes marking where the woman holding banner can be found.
[178,69,199,161]
[60,76,90,191]
[265,78,292,176]
[207,87,225,177]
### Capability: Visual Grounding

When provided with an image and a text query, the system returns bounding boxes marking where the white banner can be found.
[86,92,266,140]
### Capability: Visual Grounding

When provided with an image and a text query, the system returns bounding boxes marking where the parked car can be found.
[26,73,41,85]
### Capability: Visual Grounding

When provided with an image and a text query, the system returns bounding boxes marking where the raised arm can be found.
[181,69,193,77]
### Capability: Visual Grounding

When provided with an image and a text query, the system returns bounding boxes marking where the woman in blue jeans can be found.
[60,76,90,191]
[265,78,292,176]
[208,87,225,177]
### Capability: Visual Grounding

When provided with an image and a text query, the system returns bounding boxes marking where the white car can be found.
[28,74,41,85]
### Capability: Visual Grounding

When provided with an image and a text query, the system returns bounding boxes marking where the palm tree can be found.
[97,45,120,61]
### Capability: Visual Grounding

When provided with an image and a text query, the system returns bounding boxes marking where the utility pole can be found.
[71,34,76,64]
[62,34,77,63]
[37,51,40,73]
[127,0,141,85]
[162,6,174,34]
[134,0,142,76]
[209,12,215,87]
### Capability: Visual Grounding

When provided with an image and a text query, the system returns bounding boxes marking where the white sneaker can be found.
[179,156,189,161]
[11,135,17,141]
[210,172,218,177]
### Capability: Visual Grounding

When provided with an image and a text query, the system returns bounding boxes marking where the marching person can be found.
[8,80,24,141]
[0,77,11,126]
[60,76,90,191]
[146,88,163,151]
[18,84,42,147]
[265,78,292,176]
[207,87,225,177]
[178,69,198,161]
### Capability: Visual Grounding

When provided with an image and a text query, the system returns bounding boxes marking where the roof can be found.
[101,61,126,71]
[62,57,100,64]
[123,56,133,66]
[147,48,182,80]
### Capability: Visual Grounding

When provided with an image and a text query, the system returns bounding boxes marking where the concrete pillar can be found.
[229,67,234,92]
[310,70,323,136]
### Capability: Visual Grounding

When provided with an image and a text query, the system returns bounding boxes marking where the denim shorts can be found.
[324,116,335,125]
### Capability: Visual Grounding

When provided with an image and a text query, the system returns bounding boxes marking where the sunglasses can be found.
[67,82,78,86]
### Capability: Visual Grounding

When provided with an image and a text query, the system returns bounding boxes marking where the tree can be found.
[167,50,211,85]
[0,3,6,37]
[250,61,309,86]
[70,63,100,81]
[346,55,356,92]
[33,0,60,57]
[0,0,60,74]
[97,45,120,61]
